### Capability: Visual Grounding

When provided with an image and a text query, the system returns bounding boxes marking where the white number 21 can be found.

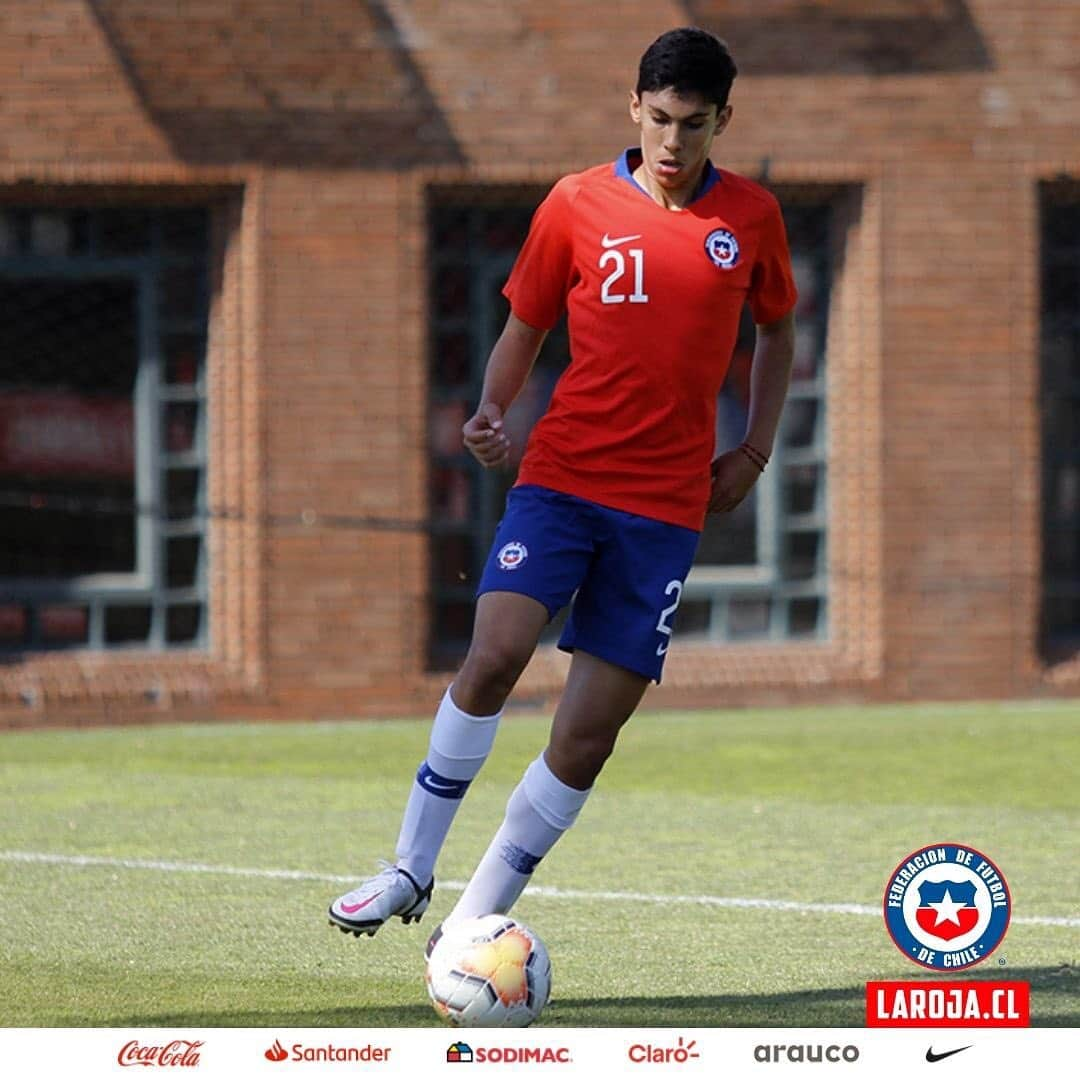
[599,248,649,305]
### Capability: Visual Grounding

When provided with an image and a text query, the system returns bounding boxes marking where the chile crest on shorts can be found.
[496,541,528,571]
[883,843,1011,971]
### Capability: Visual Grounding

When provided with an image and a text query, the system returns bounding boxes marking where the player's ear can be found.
[629,91,641,125]
[715,104,733,135]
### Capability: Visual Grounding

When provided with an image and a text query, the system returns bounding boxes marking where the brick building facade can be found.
[1,0,1078,724]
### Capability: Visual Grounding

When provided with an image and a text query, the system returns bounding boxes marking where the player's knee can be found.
[456,640,531,710]
[549,731,615,789]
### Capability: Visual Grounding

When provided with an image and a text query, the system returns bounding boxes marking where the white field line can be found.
[3,850,1078,929]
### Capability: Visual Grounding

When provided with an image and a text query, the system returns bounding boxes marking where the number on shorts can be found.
[655,579,683,656]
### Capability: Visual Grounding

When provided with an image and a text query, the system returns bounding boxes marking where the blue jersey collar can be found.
[615,148,720,203]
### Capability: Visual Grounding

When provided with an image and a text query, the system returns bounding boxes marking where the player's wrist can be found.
[738,441,769,473]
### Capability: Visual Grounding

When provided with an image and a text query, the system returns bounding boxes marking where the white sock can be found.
[394,687,501,885]
[447,753,591,923]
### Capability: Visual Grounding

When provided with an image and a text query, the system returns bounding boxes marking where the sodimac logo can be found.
[263,1038,392,1063]
[117,1039,203,1067]
[445,1044,572,1064]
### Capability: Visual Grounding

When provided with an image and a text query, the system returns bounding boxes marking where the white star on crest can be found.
[928,888,966,927]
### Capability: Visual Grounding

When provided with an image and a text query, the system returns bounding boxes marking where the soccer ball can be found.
[425,914,551,1027]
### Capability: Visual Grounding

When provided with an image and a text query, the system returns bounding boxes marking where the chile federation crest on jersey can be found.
[496,541,528,571]
[704,227,740,269]
[883,843,1011,972]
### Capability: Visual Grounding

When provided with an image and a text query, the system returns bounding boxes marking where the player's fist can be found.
[707,449,760,513]
[463,402,511,468]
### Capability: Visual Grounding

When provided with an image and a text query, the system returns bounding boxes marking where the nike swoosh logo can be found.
[926,1046,972,1063]
[601,232,643,248]
[340,890,384,915]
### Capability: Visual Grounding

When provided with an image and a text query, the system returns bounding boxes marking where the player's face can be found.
[630,88,731,197]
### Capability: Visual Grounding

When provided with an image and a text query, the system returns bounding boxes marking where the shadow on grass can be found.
[70,965,1078,1029]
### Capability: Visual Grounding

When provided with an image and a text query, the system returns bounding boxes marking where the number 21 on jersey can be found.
[599,236,649,305]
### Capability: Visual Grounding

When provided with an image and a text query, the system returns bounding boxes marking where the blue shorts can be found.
[476,485,700,683]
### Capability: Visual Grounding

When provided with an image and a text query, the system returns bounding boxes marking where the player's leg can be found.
[436,502,698,930]
[443,650,647,925]
[329,485,592,937]
[328,592,548,937]
[392,591,550,886]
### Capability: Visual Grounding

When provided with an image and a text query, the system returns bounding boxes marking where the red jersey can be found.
[504,149,797,531]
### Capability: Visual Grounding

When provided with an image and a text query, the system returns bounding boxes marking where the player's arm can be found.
[462,313,548,468]
[744,309,795,459]
[709,310,795,513]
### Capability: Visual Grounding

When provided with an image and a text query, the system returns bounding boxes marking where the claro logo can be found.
[754,1044,860,1064]
[629,1037,701,1064]
[117,1040,204,1067]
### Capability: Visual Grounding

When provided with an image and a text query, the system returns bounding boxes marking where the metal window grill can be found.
[0,205,210,652]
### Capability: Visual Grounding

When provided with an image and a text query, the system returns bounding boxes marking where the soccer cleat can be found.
[328,864,433,937]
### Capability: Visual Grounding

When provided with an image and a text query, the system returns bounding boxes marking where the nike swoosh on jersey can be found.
[925,1046,972,1063]
[601,232,643,248]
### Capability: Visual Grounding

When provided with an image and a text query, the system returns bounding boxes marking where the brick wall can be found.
[1,0,1078,723]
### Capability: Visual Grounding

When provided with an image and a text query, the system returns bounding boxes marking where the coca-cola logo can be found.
[117,1039,204,1067]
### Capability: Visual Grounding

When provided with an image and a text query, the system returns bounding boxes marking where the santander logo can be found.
[262,1038,393,1064]
[265,1040,289,1063]
[117,1039,203,1067]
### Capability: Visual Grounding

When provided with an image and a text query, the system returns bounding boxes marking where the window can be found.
[427,189,569,670]
[0,205,211,651]
[425,186,836,669]
[1040,181,1080,659]
[677,198,833,644]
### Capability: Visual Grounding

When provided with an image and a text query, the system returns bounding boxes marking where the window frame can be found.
[0,206,210,653]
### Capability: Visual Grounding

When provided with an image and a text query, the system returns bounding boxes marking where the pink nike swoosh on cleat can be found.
[339,890,384,915]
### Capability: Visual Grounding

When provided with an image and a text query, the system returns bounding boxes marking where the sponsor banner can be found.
[867,980,1030,1028]
[0,1027,1076,1079]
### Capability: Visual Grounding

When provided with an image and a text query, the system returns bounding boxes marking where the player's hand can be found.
[708,449,761,513]
[463,402,511,468]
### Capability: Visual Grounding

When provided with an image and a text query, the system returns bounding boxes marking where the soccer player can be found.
[329,26,796,938]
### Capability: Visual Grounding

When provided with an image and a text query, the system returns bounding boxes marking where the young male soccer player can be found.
[328,26,796,938]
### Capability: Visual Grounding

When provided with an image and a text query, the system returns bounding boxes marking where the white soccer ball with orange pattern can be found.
[424,914,552,1027]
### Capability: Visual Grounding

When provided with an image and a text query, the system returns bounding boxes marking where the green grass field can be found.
[2,700,1078,1027]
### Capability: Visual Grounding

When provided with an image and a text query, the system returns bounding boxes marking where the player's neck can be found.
[632,161,708,211]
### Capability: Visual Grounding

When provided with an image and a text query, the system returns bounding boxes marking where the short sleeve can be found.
[502,178,577,331]
[748,197,798,326]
